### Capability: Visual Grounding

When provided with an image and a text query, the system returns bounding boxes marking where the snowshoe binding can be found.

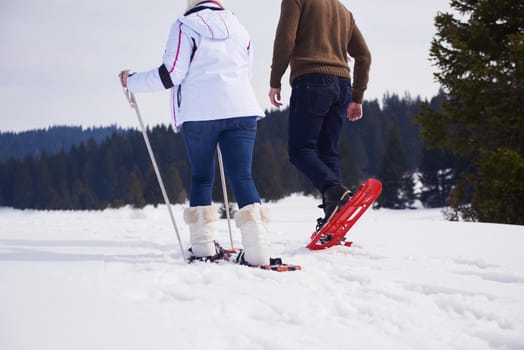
[188,242,301,272]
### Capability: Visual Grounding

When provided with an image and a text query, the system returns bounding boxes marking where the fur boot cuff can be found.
[235,203,270,227]
[184,205,218,224]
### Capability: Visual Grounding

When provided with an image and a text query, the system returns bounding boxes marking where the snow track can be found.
[1,196,523,350]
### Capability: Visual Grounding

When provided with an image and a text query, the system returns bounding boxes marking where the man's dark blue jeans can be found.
[288,73,352,193]
[183,116,261,208]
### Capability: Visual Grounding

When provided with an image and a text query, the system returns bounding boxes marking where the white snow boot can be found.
[235,203,271,266]
[184,205,218,257]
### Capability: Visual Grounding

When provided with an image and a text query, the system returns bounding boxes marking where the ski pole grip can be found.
[122,86,137,109]
[118,71,137,108]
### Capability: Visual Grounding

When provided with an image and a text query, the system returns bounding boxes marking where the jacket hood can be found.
[179,9,237,40]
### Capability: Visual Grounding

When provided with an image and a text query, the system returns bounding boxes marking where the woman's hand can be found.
[119,70,131,88]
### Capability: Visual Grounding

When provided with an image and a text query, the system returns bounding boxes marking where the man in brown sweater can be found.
[269,0,371,230]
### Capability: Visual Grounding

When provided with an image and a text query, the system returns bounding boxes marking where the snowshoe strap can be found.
[187,241,233,263]
[270,257,283,265]
[189,243,301,272]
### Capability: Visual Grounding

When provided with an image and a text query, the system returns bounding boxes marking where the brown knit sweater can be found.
[270,0,371,103]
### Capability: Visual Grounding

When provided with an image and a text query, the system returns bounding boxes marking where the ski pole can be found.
[216,145,234,249]
[121,86,187,262]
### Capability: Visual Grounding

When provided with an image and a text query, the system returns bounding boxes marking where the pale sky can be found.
[0,0,450,132]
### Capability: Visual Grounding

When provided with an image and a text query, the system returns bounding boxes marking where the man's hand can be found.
[119,70,131,88]
[347,102,363,121]
[269,87,283,108]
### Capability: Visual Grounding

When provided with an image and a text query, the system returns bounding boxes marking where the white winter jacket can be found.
[127,2,264,132]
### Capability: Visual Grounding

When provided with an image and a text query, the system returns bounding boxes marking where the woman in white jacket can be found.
[120,0,270,266]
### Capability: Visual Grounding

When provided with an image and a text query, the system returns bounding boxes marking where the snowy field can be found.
[1,195,523,350]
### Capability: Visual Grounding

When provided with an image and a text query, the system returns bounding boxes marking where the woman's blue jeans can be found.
[182,116,261,208]
[288,74,352,193]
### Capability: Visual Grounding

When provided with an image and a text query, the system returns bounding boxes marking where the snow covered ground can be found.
[1,195,523,350]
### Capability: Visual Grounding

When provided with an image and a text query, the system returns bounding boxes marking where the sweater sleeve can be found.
[127,21,193,93]
[347,22,371,104]
[270,0,301,88]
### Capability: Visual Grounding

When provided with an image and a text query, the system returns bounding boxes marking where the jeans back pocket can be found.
[236,116,257,131]
[306,82,337,116]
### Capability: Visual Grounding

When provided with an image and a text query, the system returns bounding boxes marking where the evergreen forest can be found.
[0,93,463,213]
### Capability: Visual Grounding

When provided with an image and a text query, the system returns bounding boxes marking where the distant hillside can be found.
[0,125,125,161]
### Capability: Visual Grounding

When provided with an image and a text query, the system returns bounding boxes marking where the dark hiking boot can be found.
[316,184,352,231]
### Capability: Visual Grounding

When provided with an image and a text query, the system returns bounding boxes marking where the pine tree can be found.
[33,153,53,209]
[399,172,417,209]
[339,136,360,189]
[72,179,96,210]
[474,148,524,224]
[376,125,413,209]
[126,170,146,208]
[253,140,284,201]
[348,99,384,176]
[100,148,119,207]
[165,164,186,204]
[0,163,5,205]
[418,147,456,208]
[12,159,34,209]
[344,131,368,184]
[50,150,73,209]
[275,141,303,195]
[416,0,524,223]
[144,166,163,206]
